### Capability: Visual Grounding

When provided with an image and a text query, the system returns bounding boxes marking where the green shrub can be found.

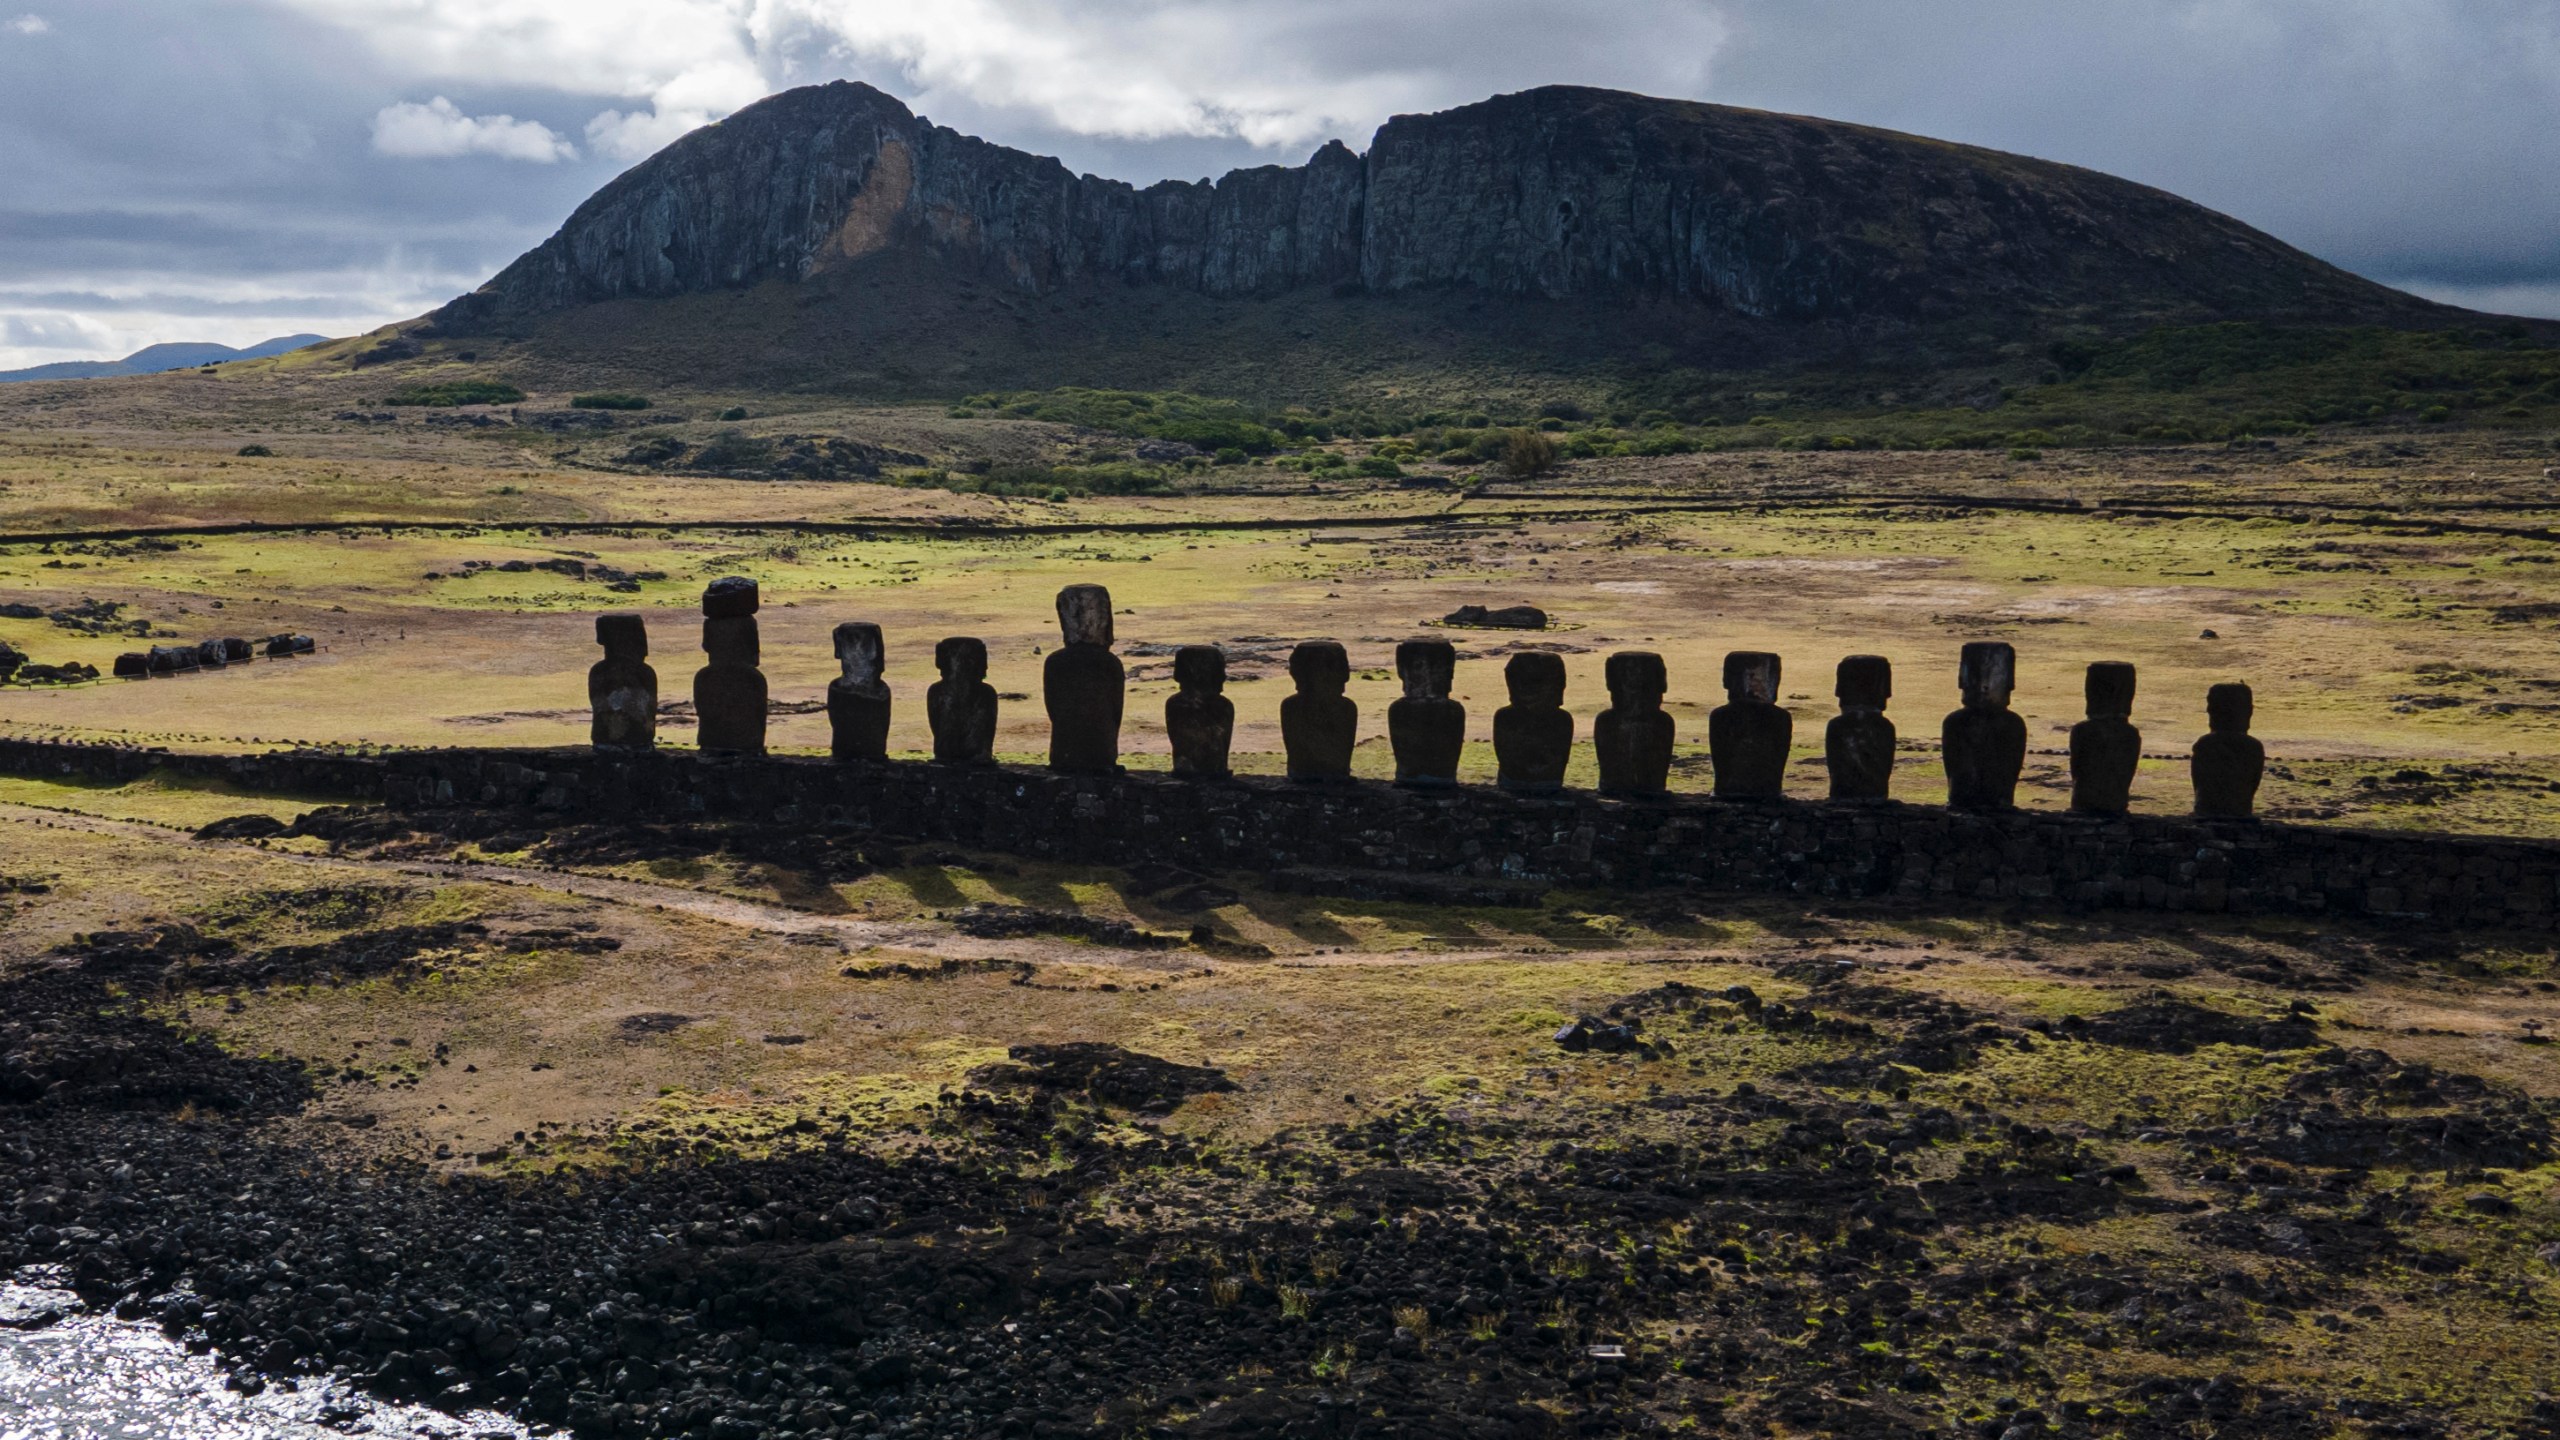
[1355,455,1404,478]
[235,444,272,457]
[384,379,524,407]
[571,392,651,411]
[1212,447,1248,466]
[1500,429,1559,479]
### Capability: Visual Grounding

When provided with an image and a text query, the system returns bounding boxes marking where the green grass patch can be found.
[385,379,526,408]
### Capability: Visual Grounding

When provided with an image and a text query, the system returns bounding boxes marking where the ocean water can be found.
[0,1272,530,1440]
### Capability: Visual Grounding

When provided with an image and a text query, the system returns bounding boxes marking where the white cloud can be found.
[277,0,1725,163]
[0,310,114,352]
[371,96,577,162]
[6,13,49,34]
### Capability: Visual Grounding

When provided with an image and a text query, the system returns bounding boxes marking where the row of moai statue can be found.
[587,580,2267,818]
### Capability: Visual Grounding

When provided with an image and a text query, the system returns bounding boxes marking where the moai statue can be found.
[1825,654,1895,800]
[2191,682,2264,819]
[1388,639,1465,786]
[1281,641,1358,782]
[589,612,657,751]
[1165,645,1235,779]
[1493,652,1573,793]
[1942,641,2026,810]
[1594,650,1674,797]
[927,637,998,765]
[1044,584,1125,773]
[2069,661,2142,814]
[1709,651,1791,800]
[827,621,892,762]
[693,576,767,756]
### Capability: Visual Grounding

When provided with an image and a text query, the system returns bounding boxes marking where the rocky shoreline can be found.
[10,910,2560,1438]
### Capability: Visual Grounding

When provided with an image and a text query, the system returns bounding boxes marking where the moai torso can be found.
[827,621,892,762]
[693,577,767,756]
[2191,682,2265,819]
[927,637,998,765]
[1825,654,1894,800]
[1388,639,1465,786]
[1044,584,1124,774]
[2069,661,2141,814]
[1942,641,2026,810]
[1280,641,1358,782]
[1594,650,1674,796]
[1493,651,1573,792]
[1709,651,1791,800]
[589,612,658,750]
[1165,645,1235,779]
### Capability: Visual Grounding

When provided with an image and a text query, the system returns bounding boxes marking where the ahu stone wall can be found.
[376,745,2560,931]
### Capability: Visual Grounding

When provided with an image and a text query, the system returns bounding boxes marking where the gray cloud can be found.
[3,0,2556,366]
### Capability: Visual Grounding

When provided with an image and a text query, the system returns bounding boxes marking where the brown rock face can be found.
[434,82,2432,340]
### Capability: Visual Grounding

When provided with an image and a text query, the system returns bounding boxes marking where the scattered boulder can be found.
[972,1042,1236,1108]
[1554,1015,1648,1054]
[194,814,289,841]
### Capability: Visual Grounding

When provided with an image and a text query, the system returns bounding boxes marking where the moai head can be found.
[834,622,885,686]
[2085,661,2137,720]
[596,613,648,661]
[2207,681,2254,733]
[1722,650,1781,705]
[1174,645,1226,696]
[1056,584,1114,648]
[1288,641,1351,698]
[1958,641,2016,709]
[935,636,989,684]
[1396,639,1456,701]
[1836,654,1891,711]
[1505,651,1567,709]
[1605,650,1667,709]
[703,575,760,619]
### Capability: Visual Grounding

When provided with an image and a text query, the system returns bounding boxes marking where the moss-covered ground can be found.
[6,365,2560,1437]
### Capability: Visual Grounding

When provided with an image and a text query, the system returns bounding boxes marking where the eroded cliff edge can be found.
[432,81,2434,338]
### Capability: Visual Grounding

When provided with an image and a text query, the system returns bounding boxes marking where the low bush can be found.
[571,392,652,410]
[383,379,525,407]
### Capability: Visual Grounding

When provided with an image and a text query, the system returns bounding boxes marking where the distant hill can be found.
[0,334,329,384]
[415,83,2513,399]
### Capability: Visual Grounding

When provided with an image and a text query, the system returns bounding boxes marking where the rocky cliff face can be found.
[434,81,2430,336]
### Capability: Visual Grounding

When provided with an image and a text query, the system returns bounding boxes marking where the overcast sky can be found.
[2,0,2556,368]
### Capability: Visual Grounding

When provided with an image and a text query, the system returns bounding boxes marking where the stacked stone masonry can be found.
[3,735,2556,929]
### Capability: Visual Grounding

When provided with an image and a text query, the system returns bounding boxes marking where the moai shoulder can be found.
[1043,584,1125,774]
[1594,650,1674,797]
[1709,650,1790,800]
[828,621,892,763]
[1165,645,1235,779]
[1281,641,1358,782]
[2191,681,2265,819]
[2068,661,2141,815]
[1825,654,1893,800]
[693,577,767,756]
[927,636,998,765]
[1388,639,1465,786]
[1493,651,1573,793]
[1942,641,2025,810]
[590,612,658,751]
